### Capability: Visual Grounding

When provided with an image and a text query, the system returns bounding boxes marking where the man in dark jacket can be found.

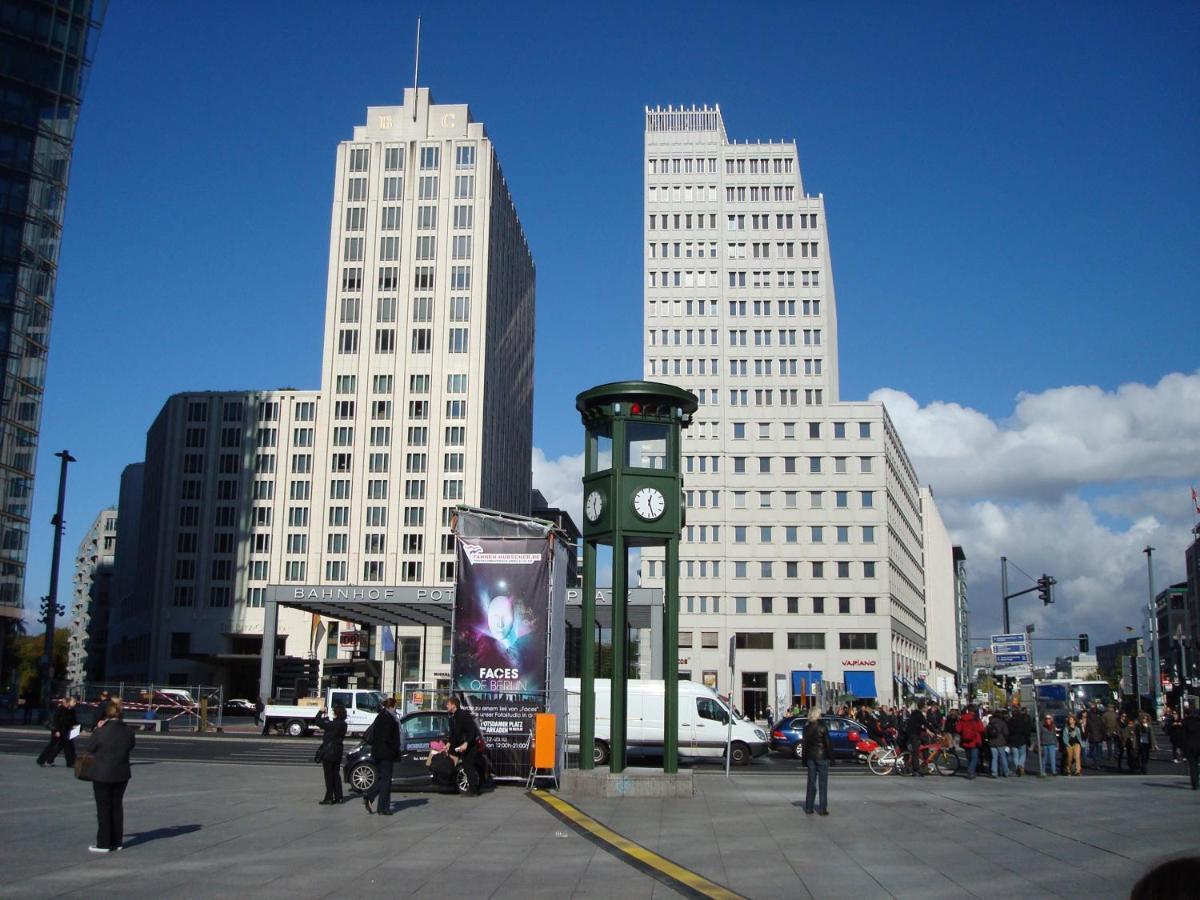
[905,704,927,776]
[801,709,834,815]
[446,696,483,794]
[37,697,78,767]
[1007,706,1033,776]
[1084,705,1106,769]
[363,698,400,815]
[1182,704,1200,791]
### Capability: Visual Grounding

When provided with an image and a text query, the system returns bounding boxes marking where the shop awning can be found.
[844,671,877,699]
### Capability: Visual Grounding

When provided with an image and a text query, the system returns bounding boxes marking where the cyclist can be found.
[904,703,927,777]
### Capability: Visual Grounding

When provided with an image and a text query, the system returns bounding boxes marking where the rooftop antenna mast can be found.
[412,17,421,121]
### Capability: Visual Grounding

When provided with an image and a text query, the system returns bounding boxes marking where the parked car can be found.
[769,715,868,760]
[222,699,257,717]
[343,710,488,797]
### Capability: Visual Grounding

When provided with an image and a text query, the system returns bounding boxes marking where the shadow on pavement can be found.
[381,798,429,813]
[1141,782,1191,790]
[123,824,202,847]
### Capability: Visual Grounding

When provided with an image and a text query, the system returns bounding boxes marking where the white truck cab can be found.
[565,678,769,766]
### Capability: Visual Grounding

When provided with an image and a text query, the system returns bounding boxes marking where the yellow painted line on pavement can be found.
[529,789,745,900]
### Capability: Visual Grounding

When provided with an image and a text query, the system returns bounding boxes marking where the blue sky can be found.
[26,3,1200,657]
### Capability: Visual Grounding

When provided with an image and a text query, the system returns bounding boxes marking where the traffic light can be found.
[1037,574,1056,605]
[1079,633,1089,653]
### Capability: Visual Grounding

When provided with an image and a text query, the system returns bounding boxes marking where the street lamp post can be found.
[39,450,76,722]
[1144,546,1161,715]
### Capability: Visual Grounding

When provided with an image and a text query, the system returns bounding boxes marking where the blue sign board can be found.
[995,652,1031,665]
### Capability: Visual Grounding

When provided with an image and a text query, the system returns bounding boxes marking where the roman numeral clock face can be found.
[633,486,666,521]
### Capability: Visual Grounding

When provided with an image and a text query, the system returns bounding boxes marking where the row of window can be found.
[342,234,475,263]
[666,558,878,580]
[336,327,470,356]
[680,627,878,650]
[647,157,719,175]
[339,296,472,325]
[680,486,880,511]
[679,523,877,544]
[647,270,820,289]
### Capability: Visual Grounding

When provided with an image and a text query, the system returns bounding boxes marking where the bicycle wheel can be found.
[893,750,910,776]
[934,749,960,776]
[868,748,896,776]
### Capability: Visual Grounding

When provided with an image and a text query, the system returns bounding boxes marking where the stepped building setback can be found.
[639,104,950,712]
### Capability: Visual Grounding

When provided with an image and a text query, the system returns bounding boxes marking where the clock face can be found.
[585,490,604,523]
[632,486,666,521]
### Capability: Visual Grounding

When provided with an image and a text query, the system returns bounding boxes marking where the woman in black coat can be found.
[78,701,135,853]
[315,703,348,804]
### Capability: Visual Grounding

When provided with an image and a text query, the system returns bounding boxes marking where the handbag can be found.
[74,751,95,781]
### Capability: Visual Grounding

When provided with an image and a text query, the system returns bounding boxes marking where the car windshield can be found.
[357,692,387,712]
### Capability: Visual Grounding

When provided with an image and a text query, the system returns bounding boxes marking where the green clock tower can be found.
[576,380,697,774]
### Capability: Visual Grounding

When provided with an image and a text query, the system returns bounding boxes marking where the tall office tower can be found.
[65,506,116,690]
[312,87,534,595]
[0,1,103,620]
[105,89,535,695]
[641,105,926,715]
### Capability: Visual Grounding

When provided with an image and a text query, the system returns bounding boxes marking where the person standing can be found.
[904,703,927,776]
[1114,713,1131,772]
[1164,707,1183,764]
[1102,704,1119,761]
[1135,712,1157,773]
[1181,704,1200,790]
[1007,706,1033,776]
[1062,715,1083,775]
[986,709,1010,777]
[955,705,985,779]
[765,706,774,731]
[315,703,347,805]
[801,706,833,816]
[1083,708,1105,770]
[37,697,78,767]
[1038,714,1059,776]
[446,696,483,794]
[254,696,265,731]
[78,701,135,853]
[363,698,400,815]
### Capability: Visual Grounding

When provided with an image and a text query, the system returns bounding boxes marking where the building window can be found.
[734,633,773,650]
[839,633,878,650]
[787,632,825,650]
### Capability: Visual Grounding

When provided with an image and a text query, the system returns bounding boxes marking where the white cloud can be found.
[531,446,584,523]
[873,370,1200,500]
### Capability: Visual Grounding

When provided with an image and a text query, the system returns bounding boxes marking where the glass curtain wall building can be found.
[0,0,104,618]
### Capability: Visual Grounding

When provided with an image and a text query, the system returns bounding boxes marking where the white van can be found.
[565,678,768,766]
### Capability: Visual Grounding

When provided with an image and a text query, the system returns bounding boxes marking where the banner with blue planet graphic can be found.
[451,537,550,694]
[452,536,551,777]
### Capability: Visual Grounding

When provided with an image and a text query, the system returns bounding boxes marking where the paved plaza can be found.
[1,747,1197,899]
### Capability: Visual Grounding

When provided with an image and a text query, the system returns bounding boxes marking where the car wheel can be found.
[349,762,377,794]
[792,741,805,760]
[730,741,750,766]
[285,719,307,737]
[593,740,610,767]
[456,765,479,795]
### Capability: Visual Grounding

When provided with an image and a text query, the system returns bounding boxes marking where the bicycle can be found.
[871,735,960,776]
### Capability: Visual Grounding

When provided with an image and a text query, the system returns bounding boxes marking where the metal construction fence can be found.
[76,683,226,732]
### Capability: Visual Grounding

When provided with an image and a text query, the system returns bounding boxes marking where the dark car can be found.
[221,699,257,718]
[769,715,868,759]
[343,710,488,796]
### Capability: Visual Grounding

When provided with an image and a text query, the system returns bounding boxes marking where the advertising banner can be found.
[452,536,551,777]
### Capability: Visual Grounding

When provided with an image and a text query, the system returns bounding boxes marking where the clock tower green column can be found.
[576,381,697,774]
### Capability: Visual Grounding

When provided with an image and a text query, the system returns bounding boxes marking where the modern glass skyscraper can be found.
[0,0,104,619]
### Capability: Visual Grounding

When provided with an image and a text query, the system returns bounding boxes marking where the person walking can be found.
[78,701,135,853]
[315,703,347,805]
[254,696,266,731]
[1062,715,1083,775]
[1038,714,1059,776]
[955,705,985,779]
[904,703,927,777]
[986,709,1010,777]
[37,696,78,767]
[363,698,400,815]
[1181,704,1200,790]
[446,696,483,794]
[765,706,774,731]
[1114,713,1131,772]
[1135,712,1157,773]
[801,705,833,816]
[1007,706,1033,776]
[1164,707,1183,764]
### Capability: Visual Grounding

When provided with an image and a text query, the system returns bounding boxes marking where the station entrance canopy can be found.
[258,584,663,697]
